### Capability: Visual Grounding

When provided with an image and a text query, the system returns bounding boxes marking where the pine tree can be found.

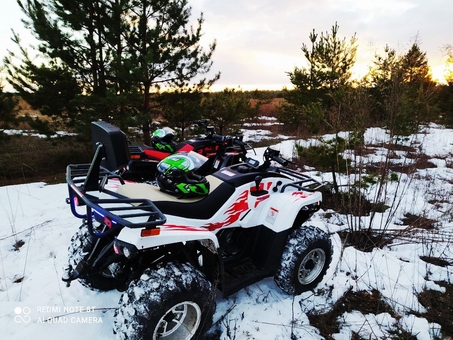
[160,87,204,139]
[4,0,219,141]
[280,22,357,133]
[368,41,439,135]
[202,88,256,135]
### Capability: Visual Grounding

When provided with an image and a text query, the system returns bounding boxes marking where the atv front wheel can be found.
[113,261,215,340]
[274,225,332,295]
[68,223,119,291]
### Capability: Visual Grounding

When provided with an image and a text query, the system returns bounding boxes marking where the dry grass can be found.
[14,96,42,118]
[0,134,91,186]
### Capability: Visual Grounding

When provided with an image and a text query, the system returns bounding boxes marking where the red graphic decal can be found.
[156,190,250,232]
[204,190,249,231]
[162,224,208,232]
[254,194,270,208]
[291,191,311,202]
[250,181,273,193]
[202,221,224,231]
[250,181,273,194]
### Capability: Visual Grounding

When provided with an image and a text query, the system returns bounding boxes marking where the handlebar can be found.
[257,147,324,191]
[193,119,209,128]
[211,133,227,142]
[261,147,297,168]
[272,155,288,166]
[193,119,254,157]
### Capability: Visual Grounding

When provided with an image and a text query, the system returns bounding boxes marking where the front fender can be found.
[257,190,322,233]
[117,225,219,250]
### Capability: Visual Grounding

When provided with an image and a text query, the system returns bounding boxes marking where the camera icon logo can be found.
[14,307,31,323]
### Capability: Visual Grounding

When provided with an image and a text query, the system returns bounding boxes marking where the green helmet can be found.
[156,152,210,197]
[151,127,176,152]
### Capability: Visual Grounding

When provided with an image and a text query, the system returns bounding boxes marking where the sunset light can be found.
[431,64,448,84]
[444,58,453,83]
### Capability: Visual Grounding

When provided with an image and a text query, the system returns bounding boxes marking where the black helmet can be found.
[151,127,176,152]
[156,151,210,197]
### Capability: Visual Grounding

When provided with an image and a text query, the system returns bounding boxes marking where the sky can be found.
[1,0,453,91]
[1,122,453,339]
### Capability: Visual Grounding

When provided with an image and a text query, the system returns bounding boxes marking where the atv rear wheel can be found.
[113,261,215,340]
[274,225,332,295]
[68,223,119,291]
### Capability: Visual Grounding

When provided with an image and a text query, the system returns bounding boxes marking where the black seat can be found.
[153,181,235,220]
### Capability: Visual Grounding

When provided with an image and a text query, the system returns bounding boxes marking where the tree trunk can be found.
[143,83,151,145]
[331,163,339,195]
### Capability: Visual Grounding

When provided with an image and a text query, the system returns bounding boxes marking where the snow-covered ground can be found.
[1,123,453,339]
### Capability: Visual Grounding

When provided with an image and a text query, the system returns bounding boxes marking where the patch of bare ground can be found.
[417,282,453,338]
[419,256,453,267]
[338,213,437,253]
[308,289,416,340]
[322,188,389,217]
[339,229,392,252]
[364,152,436,176]
[399,213,437,230]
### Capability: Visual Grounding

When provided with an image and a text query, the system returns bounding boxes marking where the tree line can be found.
[0,1,453,145]
[280,22,453,137]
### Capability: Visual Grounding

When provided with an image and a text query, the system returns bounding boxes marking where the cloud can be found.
[193,0,453,90]
[2,0,452,91]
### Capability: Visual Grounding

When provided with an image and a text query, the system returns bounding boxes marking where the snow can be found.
[0,129,77,138]
[2,124,453,339]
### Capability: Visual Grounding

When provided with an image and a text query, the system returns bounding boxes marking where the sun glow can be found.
[430,59,453,85]
[430,64,448,84]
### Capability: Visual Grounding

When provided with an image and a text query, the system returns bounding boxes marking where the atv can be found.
[63,121,333,339]
[120,120,252,182]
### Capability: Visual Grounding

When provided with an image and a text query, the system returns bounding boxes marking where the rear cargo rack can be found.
[66,142,166,236]
[277,167,324,192]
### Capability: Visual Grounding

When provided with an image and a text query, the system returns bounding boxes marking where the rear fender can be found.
[117,225,219,250]
[256,190,322,233]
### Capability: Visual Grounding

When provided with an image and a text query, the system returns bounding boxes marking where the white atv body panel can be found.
[115,174,322,250]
